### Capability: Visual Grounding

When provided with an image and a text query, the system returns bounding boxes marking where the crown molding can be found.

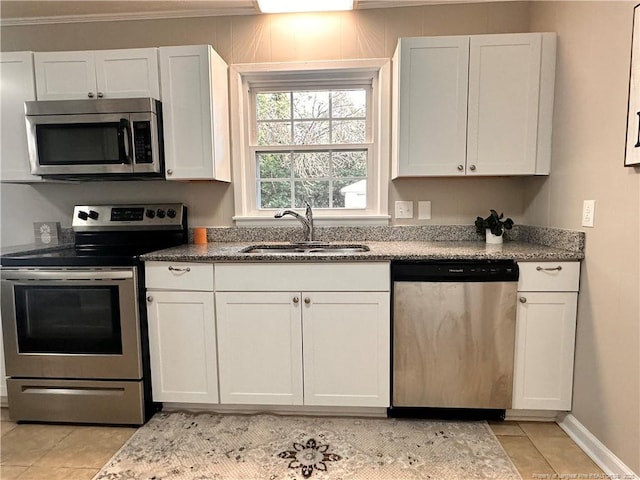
[0,7,256,27]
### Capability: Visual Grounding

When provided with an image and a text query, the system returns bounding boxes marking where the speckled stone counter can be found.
[2,225,584,263]
[141,240,584,263]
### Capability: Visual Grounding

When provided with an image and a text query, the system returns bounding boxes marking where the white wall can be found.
[528,1,640,473]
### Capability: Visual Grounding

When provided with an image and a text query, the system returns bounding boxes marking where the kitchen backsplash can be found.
[184,225,585,253]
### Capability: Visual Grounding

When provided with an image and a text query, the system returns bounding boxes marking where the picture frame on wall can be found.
[625,3,640,166]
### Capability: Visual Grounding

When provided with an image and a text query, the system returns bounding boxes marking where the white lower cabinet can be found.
[216,291,303,405]
[145,262,218,403]
[513,262,580,411]
[302,292,390,407]
[215,263,390,408]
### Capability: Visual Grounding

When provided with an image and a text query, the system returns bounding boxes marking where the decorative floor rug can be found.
[93,411,521,480]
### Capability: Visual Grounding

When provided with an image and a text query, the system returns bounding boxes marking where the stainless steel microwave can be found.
[25,98,164,180]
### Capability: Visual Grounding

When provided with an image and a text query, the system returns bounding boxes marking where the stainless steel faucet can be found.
[274,201,314,242]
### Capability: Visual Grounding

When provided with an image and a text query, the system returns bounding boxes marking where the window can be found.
[231,60,390,225]
[255,88,369,209]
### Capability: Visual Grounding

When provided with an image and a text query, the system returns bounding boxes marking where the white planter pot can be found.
[485,229,504,244]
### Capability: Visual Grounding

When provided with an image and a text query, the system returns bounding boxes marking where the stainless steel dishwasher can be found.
[390,260,519,418]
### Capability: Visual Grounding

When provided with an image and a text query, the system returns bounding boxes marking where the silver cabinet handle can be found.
[97,92,104,98]
[304,297,311,304]
[536,266,562,271]
[167,169,173,175]
[168,266,191,272]
[457,165,464,171]
[88,92,94,98]
[519,297,527,303]
[147,296,153,303]
[293,297,299,304]
[469,164,476,171]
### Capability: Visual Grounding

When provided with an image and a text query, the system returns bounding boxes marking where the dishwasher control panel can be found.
[391,260,519,282]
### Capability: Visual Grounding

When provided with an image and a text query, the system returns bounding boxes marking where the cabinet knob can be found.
[167,169,173,175]
[469,164,477,171]
[457,165,464,171]
[293,297,300,304]
[88,92,95,98]
[147,296,153,303]
[519,297,527,303]
[304,297,311,304]
[97,92,104,98]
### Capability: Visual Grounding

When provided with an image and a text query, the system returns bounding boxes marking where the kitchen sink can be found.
[240,244,370,254]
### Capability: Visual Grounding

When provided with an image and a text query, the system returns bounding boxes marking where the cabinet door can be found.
[159,45,230,181]
[513,292,577,410]
[95,48,160,99]
[0,52,40,182]
[216,292,303,405]
[467,34,542,175]
[392,36,469,177]
[146,290,218,403]
[302,292,390,407]
[34,51,97,100]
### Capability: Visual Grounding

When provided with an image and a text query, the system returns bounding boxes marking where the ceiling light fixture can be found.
[257,0,354,14]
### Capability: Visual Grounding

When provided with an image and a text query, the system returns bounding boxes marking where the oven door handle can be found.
[2,270,134,281]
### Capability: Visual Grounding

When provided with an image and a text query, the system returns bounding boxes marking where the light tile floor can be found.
[1,408,604,479]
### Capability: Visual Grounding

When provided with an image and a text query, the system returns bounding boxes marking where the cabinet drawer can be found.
[145,261,214,291]
[215,262,390,292]
[517,261,580,292]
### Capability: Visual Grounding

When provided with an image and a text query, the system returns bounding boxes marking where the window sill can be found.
[233,215,390,227]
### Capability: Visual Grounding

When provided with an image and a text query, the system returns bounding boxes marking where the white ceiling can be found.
[0,0,494,26]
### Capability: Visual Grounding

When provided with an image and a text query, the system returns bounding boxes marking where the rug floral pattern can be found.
[93,412,521,480]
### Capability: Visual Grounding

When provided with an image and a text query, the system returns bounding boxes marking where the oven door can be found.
[26,113,136,176]
[0,268,142,380]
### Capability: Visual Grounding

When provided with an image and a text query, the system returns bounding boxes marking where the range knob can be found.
[88,210,99,220]
[156,209,166,219]
[77,210,89,221]
[145,209,156,219]
[167,208,177,219]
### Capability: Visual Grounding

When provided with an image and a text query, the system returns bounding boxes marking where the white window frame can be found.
[230,59,390,226]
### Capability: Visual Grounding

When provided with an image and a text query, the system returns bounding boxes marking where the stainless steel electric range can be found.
[0,204,188,425]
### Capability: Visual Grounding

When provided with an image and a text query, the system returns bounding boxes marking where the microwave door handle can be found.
[117,118,132,164]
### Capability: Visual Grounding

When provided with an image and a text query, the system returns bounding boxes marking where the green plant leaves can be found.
[475,211,514,237]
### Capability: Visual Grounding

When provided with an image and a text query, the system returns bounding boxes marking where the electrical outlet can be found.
[395,201,413,219]
[582,200,595,227]
[418,201,432,220]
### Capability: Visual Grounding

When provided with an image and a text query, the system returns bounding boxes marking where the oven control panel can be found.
[73,204,185,231]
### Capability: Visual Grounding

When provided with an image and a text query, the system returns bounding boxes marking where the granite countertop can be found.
[140,240,584,263]
[1,225,585,263]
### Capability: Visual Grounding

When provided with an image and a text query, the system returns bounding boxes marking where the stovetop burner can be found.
[1,203,188,268]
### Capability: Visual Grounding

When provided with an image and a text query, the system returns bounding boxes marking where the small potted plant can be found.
[475,210,514,244]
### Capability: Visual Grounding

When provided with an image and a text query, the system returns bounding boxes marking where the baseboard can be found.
[558,413,639,479]
[162,403,388,418]
[505,409,560,422]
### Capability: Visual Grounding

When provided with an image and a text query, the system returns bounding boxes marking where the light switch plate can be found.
[582,200,595,227]
[418,201,432,220]
[395,201,413,219]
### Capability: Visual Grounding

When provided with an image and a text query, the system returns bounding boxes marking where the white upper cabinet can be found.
[392,36,469,177]
[392,32,556,177]
[0,51,41,182]
[159,45,231,181]
[34,48,160,100]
